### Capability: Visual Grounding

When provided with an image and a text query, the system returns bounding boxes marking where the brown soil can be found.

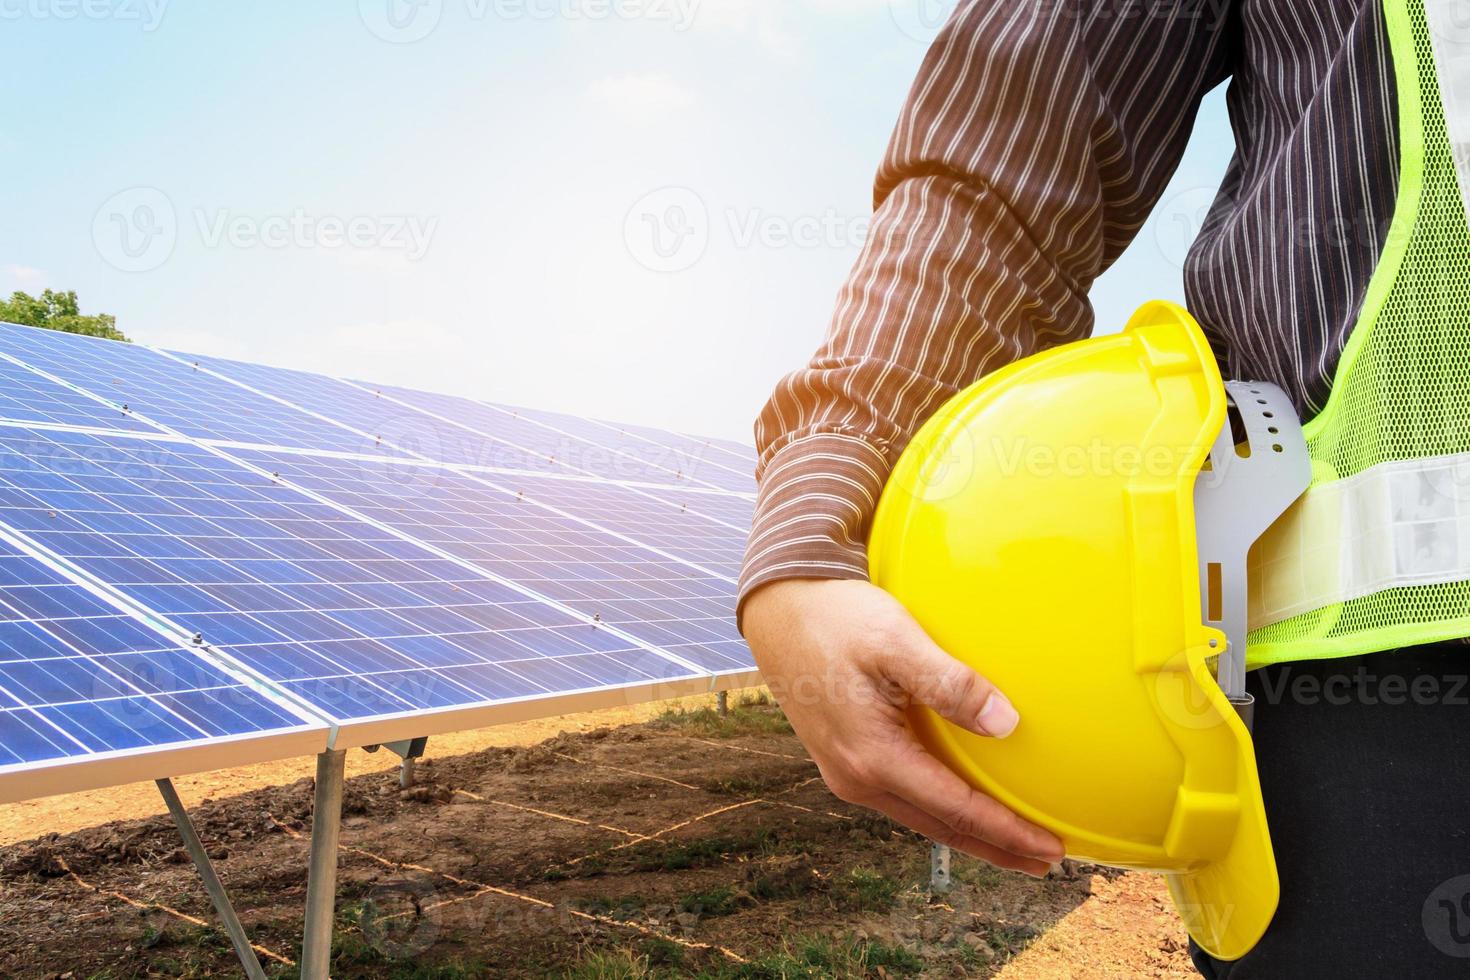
[0,695,1192,978]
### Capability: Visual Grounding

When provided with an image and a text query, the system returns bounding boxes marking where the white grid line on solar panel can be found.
[0,538,315,769]
[228,446,755,676]
[163,348,584,475]
[607,416,759,470]
[173,434,752,567]
[173,435,752,502]
[226,445,738,585]
[0,322,403,456]
[354,381,717,488]
[633,485,756,534]
[175,432,721,683]
[598,422,755,487]
[0,345,163,434]
[0,426,706,724]
[494,402,755,493]
[488,473,748,577]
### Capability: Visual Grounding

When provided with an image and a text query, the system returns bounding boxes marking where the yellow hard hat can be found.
[869,301,1305,960]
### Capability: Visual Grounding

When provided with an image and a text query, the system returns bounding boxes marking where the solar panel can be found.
[0,321,759,803]
[601,415,760,473]
[0,534,323,801]
[0,323,400,456]
[174,351,569,473]
[485,473,748,576]
[367,382,718,487]
[227,446,754,676]
[0,427,717,732]
[496,403,755,493]
[0,348,162,434]
[638,485,756,531]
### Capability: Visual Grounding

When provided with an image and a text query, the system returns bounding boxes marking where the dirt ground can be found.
[0,694,1194,978]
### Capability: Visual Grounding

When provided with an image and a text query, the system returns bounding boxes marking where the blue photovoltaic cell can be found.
[491,474,747,577]
[230,446,755,675]
[0,427,701,724]
[367,383,709,487]
[0,347,163,434]
[180,352,564,472]
[0,323,399,456]
[353,382,589,475]
[494,403,755,493]
[638,486,756,534]
[609,417,759,473]
[0,541,308,768]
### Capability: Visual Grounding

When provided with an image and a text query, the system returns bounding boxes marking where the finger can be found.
[876,620,1019,739]
[864,791,1054,877]
[875,743,1065,862]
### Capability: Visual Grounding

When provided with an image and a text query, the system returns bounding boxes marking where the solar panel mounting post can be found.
[155,779,268,980]
[301,749,347,980]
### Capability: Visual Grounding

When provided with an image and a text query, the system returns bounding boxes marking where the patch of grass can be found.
[831,867,901,913]
[563,933,925,980]
[627,830,782,873]
[638,936,687,969]
[717,933,924,979]
[654,697,792,739]
[701,774,785,796]
[678,886,740,917]
[561,948,655,980]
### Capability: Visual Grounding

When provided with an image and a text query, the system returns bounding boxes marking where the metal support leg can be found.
[301,749,346,980]
[400,756,415,788]
[716,690,729,717]
[155,779,268,980]
[929,841,952,894]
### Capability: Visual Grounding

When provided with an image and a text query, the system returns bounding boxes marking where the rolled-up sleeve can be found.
[738,0,1236,618]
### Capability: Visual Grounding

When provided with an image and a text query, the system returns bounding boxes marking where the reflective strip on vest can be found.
[1426,0,1470,222]
[1249,451,1470,627]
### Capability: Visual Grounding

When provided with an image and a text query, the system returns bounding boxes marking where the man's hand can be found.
[742,578,1065,877]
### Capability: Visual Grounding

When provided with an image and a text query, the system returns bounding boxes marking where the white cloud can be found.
[585,72,697,122]
[5,265,46,286]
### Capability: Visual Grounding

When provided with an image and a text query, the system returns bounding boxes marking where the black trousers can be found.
[1191,642,1470,978]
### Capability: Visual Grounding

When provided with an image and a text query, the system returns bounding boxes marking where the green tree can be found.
[0,289,129,342]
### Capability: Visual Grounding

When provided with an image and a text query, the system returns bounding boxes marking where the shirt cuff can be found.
[736,431,896,630]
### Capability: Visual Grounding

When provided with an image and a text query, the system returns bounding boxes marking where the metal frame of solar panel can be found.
[0,320,758,979]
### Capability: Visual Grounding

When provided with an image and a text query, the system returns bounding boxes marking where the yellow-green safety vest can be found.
[1247,0,1470,665]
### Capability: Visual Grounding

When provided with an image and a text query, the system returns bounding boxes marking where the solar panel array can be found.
[0,322,756,802]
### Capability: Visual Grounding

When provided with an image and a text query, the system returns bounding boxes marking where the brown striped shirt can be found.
[738,0,1400,613]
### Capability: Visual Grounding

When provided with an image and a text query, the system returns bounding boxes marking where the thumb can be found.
[879,623,1021,739]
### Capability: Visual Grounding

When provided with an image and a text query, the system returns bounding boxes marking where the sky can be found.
[0,0,1234,442]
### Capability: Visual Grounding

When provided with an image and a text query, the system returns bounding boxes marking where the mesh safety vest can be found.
[1246,0,1470,665]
